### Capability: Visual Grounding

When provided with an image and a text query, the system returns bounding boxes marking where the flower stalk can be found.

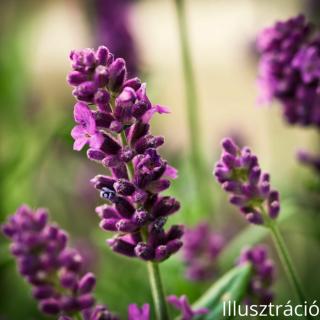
[173,0,213,213]
[147,261,169,320]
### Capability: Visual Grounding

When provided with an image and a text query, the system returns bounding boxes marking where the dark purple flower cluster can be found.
[237,246,275,305]
[182,222,225,281]
[67,46,183,262]
[2,205,97,317]
[94,0,139,76]
[214,138,280,225]
[167,295,208,320]
[297,149,320,173]
[257,15,320,127]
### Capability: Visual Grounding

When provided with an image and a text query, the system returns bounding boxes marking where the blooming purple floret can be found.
[128,304,150,320]
[214,138,280,224]
[182,222,224,281]
[256,14,320,127]
[237,246,275,305]
[67,46,183,262]
[2,205,96,316]
[167,295,208,320]
[297,149,320,173]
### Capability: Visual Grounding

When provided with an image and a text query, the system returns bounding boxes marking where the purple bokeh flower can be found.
[67,46,183,262]
[256,15,320,127]
[237,246,275,305]
[94,0,139,76]
[297,149,320,173]
[214,138,280,224]
[128,303,150,320]
[182,222,225,281]
[2,205,96,316]
[167,295,208,320]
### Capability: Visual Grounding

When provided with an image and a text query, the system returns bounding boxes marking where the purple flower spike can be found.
[237,246,275,305]
[128,304,150,320]
[182,222,225,281]
[67,45,182,262]
[214,138,280,224]
[2,205,97,316]
[167,295,208,320]
[256,15,320,127]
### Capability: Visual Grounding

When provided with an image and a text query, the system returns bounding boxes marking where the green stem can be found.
[269,224,308,305]
[147,261,170,320]
[120,130,134,180]
[74,313,82,320]
[173,0,213,214]
[260,208,311,319]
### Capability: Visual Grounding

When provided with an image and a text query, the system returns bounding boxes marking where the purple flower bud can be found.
[76,293,95,309]
[59,270,78,289]
[87,149,106,161]
[40,299,60,315]
[124,77,142,91]
[32,285,53,300]
[113,179,135,196]
[67,71,87,86]
[107,237,136,257]
[221,138,238,156]
[95,46,109,65]
[132,210,149,226]
[116,87,137,107]
[134,242,154,260]
[94,65,109,87]
[114,197,135,218]
[94,89,111,112]
[108,58,126,93]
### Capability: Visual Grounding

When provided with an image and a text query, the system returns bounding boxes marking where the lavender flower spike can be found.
[256,15,320,127]
[237,246,275,305]
[182,222,224,281]
[214,138,280,224]
[167,295,208,320]
[2,205,96,316]
[67,46,183,264]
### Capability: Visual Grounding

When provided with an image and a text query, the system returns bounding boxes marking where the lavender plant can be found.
[237,246,275,306]
[214,137,310,316]
[2,205,115,319]
[67,45,183,319]
[94,0,139,76]
[182,223,224,281]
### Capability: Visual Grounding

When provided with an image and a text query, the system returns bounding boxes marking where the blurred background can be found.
[0,0,319,319]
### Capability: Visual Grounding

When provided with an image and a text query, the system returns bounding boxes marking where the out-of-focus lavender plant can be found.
[214,138,280,225]
[237,246,275,305]
[1,205,110,318]
[214,137,310,313]
[182,222,224,281]
[256,15,320,128]
[94,0,139,76]
[67,45,183,319]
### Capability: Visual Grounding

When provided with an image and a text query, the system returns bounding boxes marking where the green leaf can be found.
[192,264,252,320]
